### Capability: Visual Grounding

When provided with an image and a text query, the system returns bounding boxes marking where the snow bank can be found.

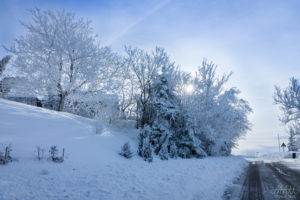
[280,159,300,172]
[250,151,300,172]
[0,99,247,200]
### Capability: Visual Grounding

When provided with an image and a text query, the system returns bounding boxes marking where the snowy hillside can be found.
[0,99,247,200]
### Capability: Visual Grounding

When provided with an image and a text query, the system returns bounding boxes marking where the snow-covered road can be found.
[226,161,300,200]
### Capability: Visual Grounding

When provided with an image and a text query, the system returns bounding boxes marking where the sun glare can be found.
[185,84,194,93]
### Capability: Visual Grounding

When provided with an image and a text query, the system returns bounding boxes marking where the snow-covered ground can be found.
[280,159,300,172]
[0,99,247,200]
[247,152,300,172]
[275,152,300,172]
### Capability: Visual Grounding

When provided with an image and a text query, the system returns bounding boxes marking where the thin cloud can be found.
[105,0,171,45]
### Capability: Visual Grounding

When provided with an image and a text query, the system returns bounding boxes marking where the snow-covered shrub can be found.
[119,142,133,159]
[0,144,13,165]
[49,146,65,163]
[169,142,178,159]
[138,127,153,162]
[35,145,46,161]
[177,146,191,158]
[65,92,119,123]
[158,142,169,160]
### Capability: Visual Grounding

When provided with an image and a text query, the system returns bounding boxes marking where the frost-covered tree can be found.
[123,47,180,127]
[124,47,156,126]
[138,68,206,160]
[113,57,136,119]
[287,123,300,151]
[6,9,119,111]
[274,78,300,152]
[183,60,252,156]
[274,77,300,124]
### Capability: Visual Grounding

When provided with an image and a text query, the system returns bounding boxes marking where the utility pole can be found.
[278,134,280,152]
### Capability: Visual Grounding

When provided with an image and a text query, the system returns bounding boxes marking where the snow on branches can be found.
[181,60,252,156]
[6,8,120,111]
[3,8,252,161]
[275,77,300,151]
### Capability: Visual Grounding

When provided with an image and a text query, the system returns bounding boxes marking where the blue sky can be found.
[2,0,300,155]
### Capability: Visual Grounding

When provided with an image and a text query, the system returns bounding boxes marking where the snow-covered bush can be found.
[49,146,65,163]
[138,126,153,162]
[0,144,13,165]
[119,142,133,159]
[65,92,119,122]
[169,142,178,159]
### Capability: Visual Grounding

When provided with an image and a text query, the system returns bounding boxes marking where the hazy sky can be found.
[2,0,300,155]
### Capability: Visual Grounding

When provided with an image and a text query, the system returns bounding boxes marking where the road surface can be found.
[225,161,300,200]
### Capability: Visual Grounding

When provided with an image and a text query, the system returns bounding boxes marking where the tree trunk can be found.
[57,93,66,111]
[136,100,140,129]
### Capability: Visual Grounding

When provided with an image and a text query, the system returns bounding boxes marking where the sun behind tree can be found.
[184,84,194,94]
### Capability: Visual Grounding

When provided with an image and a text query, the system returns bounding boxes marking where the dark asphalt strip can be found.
[259,162,285,199]
[241,162,264,200]
[266,163,300,199]
[224,161,300,200]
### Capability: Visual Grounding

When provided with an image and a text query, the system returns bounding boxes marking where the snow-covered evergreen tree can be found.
[138,68,206,160]
[138,126,153,162]
[119,142,133,158]
[123,47,181,127]
[147,69,178,159]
